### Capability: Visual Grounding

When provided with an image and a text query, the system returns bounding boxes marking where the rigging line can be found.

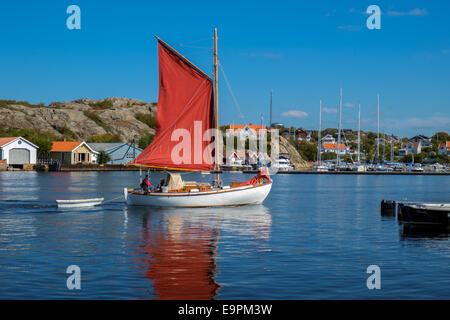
[178,45,212,49]
[218,61,246,121]
[163,170,194,175]
[178,37,213,46]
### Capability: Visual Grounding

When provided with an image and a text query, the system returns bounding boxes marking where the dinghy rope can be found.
[103,195,128,203]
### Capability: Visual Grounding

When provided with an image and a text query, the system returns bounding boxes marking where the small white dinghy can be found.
[56,198,104,208]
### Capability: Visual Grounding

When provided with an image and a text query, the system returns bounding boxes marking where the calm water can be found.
[0,171,448,299]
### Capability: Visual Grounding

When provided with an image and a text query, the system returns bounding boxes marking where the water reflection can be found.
[400,224,449,240]
[125,205,272,299]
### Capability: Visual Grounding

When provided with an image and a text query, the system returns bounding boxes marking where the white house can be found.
[227,124,267,141]
[0,137,39,165]
[321,142,349,155]
[399,141,421,156]
[321,134,336,143]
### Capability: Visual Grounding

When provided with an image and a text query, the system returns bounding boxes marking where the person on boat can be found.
[157,178,165,191]
[141,175,152,193]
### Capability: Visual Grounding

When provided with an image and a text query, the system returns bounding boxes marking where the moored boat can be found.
[270,157,294,172]
[56,198,104,208]
[398,202,450,226]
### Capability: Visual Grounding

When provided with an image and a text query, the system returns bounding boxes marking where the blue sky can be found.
[0,0,449,137]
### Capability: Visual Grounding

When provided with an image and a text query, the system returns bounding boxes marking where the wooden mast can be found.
[214,28,220,183]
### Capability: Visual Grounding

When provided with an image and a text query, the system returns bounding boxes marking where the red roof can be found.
[51,141,83,152]
[439,141,450,151]
[0,137,18,147]
[401,141,421,148]
[323,143,347,150]
[229,124,267,134]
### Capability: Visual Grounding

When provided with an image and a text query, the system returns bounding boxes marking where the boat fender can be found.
[123,187,128,201]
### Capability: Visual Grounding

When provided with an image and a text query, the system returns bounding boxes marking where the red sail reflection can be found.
[141,215,220,300]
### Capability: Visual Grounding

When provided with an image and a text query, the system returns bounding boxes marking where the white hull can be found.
[315,165,329,172]
[125,182,272,207]
[351,165,366,172]
[56,198,104,208]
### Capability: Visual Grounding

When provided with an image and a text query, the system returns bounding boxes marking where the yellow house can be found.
[50,141,99,164]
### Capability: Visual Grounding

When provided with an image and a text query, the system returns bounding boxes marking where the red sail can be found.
[132,39,215,171]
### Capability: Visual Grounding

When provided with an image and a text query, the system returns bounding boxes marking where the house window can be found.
[78,153,86,162]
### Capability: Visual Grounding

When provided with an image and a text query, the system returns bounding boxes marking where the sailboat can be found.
[315,99,329,172]
[124,29,272,207]
[350,103,366,172]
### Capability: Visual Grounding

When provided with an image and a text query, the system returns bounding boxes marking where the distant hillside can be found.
[279,136,310,169]
[0,98,157,143]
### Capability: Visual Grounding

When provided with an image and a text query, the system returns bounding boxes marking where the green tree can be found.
[135,113,156,129]
[400,153,425,164]
[138,134,154,149]
[321,152,336,160]
[98,150,111,164]
[30,135,53,156]
[297,143,317,161]
[88,133,122,143]
[88,100,113,110]
[431,132,449,152]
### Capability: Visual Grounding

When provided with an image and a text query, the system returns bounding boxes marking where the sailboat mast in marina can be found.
[337,88,343,167]
[317,99,322,164]
[357,103,361,164]
[124,28,272,207]
[377,94,380,163]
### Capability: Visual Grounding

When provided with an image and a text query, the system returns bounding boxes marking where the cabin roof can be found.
[0,136,39,149]
[51,141,83,152]
[401,141,420,148]
[0,137,18,147]
[87,142,125,152]
[51,141,98,153]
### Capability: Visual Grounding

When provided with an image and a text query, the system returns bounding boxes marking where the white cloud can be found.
[337,25,361,31]
[323,107,337,114]
[387,8,428,16]
[388,116,450,130]
[280,110,308,118]
[343,102,355,108]
[243,52,283,59]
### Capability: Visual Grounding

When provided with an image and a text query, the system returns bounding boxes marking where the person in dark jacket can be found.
[141,175,152,193]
